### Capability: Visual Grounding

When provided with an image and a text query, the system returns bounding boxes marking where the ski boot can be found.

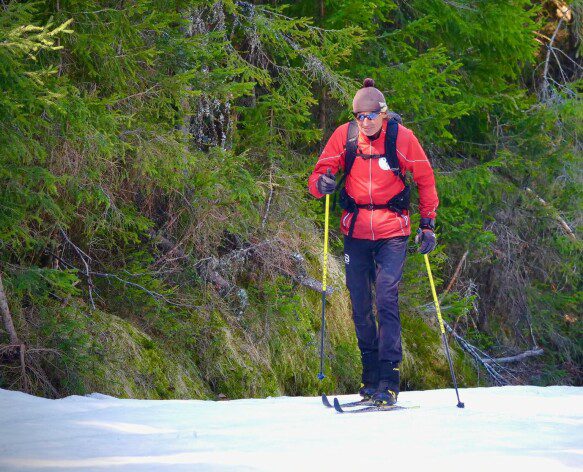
[371,380,398,406]
[360,350,379,400]
[372,361,400,406]
[359,383,377,400]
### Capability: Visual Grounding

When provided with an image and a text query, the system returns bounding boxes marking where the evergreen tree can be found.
[0,0,580,397]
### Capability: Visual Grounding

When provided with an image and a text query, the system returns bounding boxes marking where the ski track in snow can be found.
[0,386,581,471]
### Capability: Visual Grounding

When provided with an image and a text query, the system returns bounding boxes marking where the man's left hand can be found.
[415,218,436,254]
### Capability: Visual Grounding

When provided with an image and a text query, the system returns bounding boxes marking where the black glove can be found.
[415,218,436,254]
[317,169,336,195]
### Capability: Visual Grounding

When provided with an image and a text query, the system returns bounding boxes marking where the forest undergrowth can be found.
[0,0,580,398]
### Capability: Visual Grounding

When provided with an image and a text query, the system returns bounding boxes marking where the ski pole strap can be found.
[424,254,446,335]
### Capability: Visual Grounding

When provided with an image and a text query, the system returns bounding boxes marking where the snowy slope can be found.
[0,386,581,471]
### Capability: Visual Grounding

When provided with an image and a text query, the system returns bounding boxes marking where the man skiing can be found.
[308,78,438,406]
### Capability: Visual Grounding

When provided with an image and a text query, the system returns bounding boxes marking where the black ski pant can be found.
[343,235,408,384]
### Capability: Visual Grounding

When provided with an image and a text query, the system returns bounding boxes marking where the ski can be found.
[321,394,373,409]
[333,397,417,414]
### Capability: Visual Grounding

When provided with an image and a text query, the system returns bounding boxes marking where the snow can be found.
[0,386,581,471]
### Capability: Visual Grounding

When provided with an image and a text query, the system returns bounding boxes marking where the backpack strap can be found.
[339,120,359,185]
[385,117,406,185]
[334,117,406,204]
[332,120,359,211]
[336,116,411,232]
[344,117,403,178]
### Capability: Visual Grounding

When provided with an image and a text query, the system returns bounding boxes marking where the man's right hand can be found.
[317,169,336,195]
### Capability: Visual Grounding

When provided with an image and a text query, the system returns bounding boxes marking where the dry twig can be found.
[60,228,96,310]
[524,187,577,241]
[442,250,469,299]
[542,16,565,100]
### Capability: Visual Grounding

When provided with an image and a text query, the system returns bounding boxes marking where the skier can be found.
[308,78,439,406]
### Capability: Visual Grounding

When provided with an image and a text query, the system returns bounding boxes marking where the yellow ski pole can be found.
[424,253,465,408]
[317,193,330,380]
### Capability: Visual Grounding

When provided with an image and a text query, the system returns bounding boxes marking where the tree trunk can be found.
[0,273,19,345]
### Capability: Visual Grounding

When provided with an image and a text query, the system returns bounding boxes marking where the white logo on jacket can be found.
[378,157,391,171]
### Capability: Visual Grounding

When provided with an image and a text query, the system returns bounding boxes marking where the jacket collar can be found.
[362,121,385,143]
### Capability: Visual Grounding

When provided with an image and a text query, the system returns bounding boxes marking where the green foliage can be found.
[0,5,71,255]
[7,267,79,300]
[39,304,209,399]
[0,0,579,400]
[437,160,500,250]
[233,3,361,159]
[401,312,478,390]
[290,0,540,146]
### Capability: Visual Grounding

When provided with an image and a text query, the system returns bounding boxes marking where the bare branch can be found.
[295,274,334,294]
[20,343,28,392]
[90,271,199,309]
[443,322,509,385]
[0,272,19,345]
[524,187,577,241]
[442,250,469,299]
[262,166,275,230]
[483,348,544,364]
[59,228,96,310]
[443,0,478,12]
[541,17,565,100]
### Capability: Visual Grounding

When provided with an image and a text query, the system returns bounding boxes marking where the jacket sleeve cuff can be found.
[420,210,437,220]
[310,187,324,199]
[419,217,435,230]
[308,176,324,199]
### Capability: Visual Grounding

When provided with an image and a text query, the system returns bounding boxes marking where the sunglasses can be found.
[354,111,381,121]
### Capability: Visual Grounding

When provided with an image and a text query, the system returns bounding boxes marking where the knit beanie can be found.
[352,78,387,113]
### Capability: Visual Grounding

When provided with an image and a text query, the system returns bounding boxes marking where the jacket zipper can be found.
[369,141,374,240]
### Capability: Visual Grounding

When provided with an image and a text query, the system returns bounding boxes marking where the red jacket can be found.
[308,120,438,240]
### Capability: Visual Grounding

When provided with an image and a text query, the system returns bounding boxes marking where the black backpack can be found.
[336,113,410,237]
